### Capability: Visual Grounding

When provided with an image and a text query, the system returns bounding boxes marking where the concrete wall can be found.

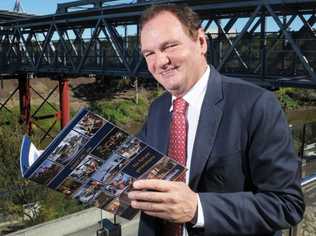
[7,208,138,236]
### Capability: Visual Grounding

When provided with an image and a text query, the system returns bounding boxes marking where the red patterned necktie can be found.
[162,97,188,236]
[168,97,188,168]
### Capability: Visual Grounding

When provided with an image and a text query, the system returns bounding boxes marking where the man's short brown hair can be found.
[139,4,201,41]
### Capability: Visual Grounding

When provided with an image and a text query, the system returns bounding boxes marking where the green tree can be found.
[0,115,83,232]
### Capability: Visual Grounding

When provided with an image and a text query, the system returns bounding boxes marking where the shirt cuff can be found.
[192,194,204,228]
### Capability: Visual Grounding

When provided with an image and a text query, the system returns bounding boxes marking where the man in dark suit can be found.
[128,5,305,236]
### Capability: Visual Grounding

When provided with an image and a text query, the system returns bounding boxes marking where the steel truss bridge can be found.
[0,0,316,138]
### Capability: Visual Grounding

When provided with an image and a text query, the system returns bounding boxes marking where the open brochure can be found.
[20,108,186,220]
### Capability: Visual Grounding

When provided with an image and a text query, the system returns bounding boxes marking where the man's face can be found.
[140,11,208,97]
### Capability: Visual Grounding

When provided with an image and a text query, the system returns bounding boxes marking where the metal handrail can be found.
[302,173,316,187]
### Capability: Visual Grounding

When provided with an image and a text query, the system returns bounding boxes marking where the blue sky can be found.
[0,0,135,15]
[0,0,313,32]
[0,0,76,15]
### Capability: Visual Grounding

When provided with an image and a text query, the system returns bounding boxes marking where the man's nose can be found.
[156,51,170,68]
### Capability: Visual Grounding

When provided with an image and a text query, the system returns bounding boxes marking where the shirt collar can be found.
[170,65,210,112]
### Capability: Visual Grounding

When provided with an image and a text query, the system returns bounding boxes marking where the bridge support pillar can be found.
[59,78,70,128]
[18,75,31,134]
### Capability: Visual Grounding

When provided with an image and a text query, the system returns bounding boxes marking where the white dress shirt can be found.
[170,66,210,235]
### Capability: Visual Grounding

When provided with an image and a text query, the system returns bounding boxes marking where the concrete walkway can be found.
[65,218,139,236]
[7,208,139,236]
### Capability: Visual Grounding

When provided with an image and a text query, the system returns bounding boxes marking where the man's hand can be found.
[128,179,198,223]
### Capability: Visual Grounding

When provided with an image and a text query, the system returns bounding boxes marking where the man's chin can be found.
[166,86,184,97]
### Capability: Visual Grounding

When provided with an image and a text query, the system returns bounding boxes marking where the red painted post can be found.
[18,75,31,134]
[59,78,70,128]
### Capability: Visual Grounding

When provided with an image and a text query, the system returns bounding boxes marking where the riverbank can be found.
[287,108,316,124]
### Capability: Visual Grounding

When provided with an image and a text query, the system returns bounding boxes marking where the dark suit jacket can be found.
[137,66,305,236]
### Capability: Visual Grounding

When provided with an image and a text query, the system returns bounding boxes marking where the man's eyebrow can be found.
[160,40,179,48]
[141,48,152,54]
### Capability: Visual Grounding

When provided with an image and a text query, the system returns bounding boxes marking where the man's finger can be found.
[131,200,166,212]
[133,179,173,192]
[128,190,166,202]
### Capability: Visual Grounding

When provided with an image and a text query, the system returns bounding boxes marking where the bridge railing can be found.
[288,121,316,236]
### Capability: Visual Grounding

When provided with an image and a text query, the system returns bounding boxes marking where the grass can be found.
[275,88,299,111]
[89,88,163,134]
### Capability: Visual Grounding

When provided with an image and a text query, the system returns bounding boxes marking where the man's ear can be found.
[198,28,208,55]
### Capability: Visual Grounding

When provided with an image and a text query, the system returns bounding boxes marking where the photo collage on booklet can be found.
[121,147,187,181]
[95,147,186,218]
[102,197,139,220]
[98,153,186,219]
[29,109,186,219]
[30,112,106,187]
[56,121,148,217]
[139,156,182,180]
[74,134,185,218]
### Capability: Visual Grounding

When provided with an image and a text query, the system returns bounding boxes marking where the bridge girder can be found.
[0,0,315,89]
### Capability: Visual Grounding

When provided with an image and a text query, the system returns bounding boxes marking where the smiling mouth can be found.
[160,67,178,76]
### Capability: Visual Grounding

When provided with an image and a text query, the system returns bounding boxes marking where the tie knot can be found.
[173,98,188,114]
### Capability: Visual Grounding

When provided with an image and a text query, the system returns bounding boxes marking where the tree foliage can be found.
[0,117,45,225]
[0,114,84,233]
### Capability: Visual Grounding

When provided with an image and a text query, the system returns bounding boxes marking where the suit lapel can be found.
[158,94,172,154]
[161,109,172,155]
[189,67,224,190]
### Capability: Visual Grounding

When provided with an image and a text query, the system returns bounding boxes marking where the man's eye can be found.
[144,52,153,58]
[165,44,177,49]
